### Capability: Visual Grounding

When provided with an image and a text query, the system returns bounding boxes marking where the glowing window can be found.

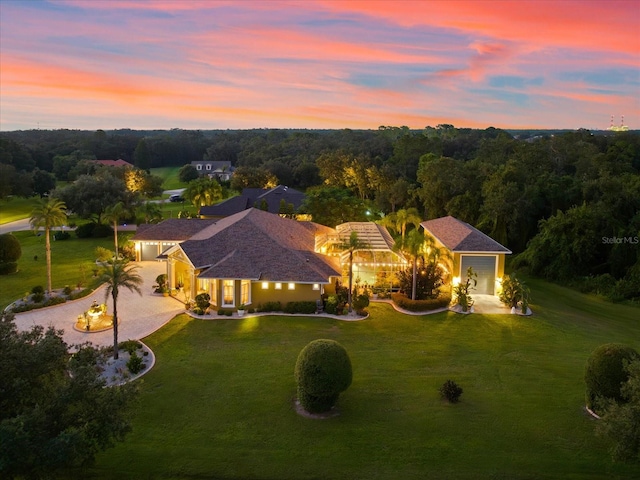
[241,280,250,305]
[261,282,269,289]
[312,284,320,291]
[223,280,234,305]
[275,283,282,290]
[288,283,295,290]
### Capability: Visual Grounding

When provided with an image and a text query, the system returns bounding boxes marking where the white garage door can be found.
[460,255,496,295]
[141,243,159,261]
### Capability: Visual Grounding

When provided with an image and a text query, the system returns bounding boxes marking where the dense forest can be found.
[1,126,639,302]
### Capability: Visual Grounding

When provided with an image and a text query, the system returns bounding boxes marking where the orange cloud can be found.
[318,0,640,56]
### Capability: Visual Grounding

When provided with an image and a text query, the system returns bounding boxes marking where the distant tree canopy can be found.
[1,126,639,301]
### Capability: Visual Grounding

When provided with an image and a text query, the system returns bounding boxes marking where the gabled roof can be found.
[90,159,134,168]
[177,208,340,283]
[199,185,305,217]
[421,216,511,253]
[131,218,218,242]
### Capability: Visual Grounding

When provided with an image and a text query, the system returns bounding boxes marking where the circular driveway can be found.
[13,261,185,348]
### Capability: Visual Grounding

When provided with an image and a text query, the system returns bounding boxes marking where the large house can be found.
[134,208,342,309]
[131,212,510,312]
[421,216,511,295]
[190,161,234,181]
[199,185,306,219]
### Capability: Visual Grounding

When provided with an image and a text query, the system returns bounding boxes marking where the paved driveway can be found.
[13,261,185,348]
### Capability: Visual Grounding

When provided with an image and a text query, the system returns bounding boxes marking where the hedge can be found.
[284,301,316,314]
[391,293,451,312]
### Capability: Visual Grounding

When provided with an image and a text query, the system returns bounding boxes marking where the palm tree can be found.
[184,177,223,207]
[380,207,422,241]
[97,259,143,360]
[103,202,129,258]
[397,229,427,300]
[29,197,67,294]
[335,231,369,313]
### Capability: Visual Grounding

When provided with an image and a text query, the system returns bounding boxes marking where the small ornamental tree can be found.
[0,233,21,275]
[295,339,352,414]
[585,343,639,415]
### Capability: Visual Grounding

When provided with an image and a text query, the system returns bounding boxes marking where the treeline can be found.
[1,126,639,301]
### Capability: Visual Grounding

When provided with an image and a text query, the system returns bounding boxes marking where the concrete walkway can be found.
[13,262,184,348]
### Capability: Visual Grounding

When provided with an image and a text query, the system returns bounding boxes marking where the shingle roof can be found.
[421,216,511,253]
[91,159,134,167]
[199,185,305,217]
[131,218,218,242]
[178,208,341,283]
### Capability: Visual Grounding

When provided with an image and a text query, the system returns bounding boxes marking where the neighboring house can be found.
[163,208,341,310]
[89,159,134,168]
[190,161,234,181]
[131,218,218,261]
[199,185,306,219]
[421,216,511,296]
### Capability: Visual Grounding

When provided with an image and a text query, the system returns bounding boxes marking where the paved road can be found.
[12,261,185,348]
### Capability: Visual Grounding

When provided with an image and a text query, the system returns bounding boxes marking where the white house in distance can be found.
[190,161,234,181]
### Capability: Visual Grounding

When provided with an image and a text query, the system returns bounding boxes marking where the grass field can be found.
[0,231,128,310]
[151,166,186,191]
[74,279,640,479]
[0,197,37,224]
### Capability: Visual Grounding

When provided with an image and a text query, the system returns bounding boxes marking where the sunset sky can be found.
[1,0,638,131]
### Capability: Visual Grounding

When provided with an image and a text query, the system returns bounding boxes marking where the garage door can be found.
[141,243,159,261]
[460,255,496,295]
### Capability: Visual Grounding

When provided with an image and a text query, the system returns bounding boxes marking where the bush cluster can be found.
[258,301,282,312]
[75,222,114,239]
[295,339,352,414]
[127,352,145,374]
[119,340,142,355]
[585,343,639,414]
[53,231,70,241]
[439,380,463,403]
[194,293,211,311]
[0,233,21,275]
[283,301,316,314]
[31,285,45,303]
[391,293,451,312]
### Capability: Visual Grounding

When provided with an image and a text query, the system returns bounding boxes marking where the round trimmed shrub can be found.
[295,339,352,414]
[0,233,21,275]
[585,343,639,414]
[195,293,211,310]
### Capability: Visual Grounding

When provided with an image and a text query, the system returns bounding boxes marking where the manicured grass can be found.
[0,231,126,310]
[151,167,186,191]
[0,197,37,224]
[80,282,639,479]
[158,201,199,219]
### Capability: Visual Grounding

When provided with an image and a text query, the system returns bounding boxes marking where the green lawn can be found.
[0,197,37,224]
[78,280,639,479]
[151,167,186,191]
[0,231,127,309]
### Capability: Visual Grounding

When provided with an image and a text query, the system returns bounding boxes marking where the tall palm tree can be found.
[97,259,143,360]
[380,207,422,241]
[103,201,128,258]
[335,231,369,313]
[29,198,67,294]
[397,229,427,300]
